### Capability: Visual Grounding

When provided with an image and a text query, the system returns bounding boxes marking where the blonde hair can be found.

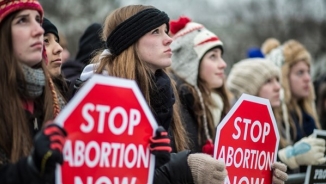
[263,38,320,148]
[93,5,189,151]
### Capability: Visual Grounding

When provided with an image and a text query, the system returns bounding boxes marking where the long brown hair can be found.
[181,76,230,144]
[93,5,189,151]
[0,11,59,162]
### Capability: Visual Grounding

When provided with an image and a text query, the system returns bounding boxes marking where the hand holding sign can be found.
[55,75,157,184]
[30,123,67,176]
[150,126,172,168]
[214,94,279,183]
[188,153,227,184]
[271,162,288,184]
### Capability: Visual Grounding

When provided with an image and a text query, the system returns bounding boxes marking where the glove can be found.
[28,122,67,176]
[150,126,172,168]
[187,153,227,184]
[271,162,288,184]
[278,136,326,169]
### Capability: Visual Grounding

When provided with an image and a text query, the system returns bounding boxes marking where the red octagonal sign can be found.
[55,74,157,184]
[214,94,279,184]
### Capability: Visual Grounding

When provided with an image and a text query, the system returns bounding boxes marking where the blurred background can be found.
[39,0,326,78]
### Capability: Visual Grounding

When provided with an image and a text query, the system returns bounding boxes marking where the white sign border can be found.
[55,74,157,184]
[214,93,280,170]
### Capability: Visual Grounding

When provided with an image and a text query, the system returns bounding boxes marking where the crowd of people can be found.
[1,0,325,183]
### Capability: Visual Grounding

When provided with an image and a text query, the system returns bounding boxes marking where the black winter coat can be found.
[154,150,194,184]
[170,73,201,153]
[0,105,54,184]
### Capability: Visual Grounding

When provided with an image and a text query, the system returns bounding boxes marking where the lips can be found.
[164,48,172,53]
[51,59,62,66]
[215,73,224,77]
[31,41,43,48]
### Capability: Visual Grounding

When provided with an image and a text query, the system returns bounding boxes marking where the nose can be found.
[274,80,281,91]
[53,42,63,55]
[219,58,227,69]
[164,33,173,45]
[304,72,311,82]
[32,21,44,37]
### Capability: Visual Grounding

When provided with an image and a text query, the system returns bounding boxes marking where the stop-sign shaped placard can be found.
[214,94,279,184]
[55,74,157,184]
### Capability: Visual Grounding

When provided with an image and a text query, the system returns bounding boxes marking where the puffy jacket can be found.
[154,150,194,184]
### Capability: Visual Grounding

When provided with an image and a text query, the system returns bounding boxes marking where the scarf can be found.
[150,69,175,131]
[21,64,65,112]
[208,92,224,127]
[21,64,45,98]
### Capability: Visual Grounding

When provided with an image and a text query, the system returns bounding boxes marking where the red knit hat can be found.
[0,0,43,24]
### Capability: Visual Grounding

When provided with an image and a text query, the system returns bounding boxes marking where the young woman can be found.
[227,58,291,183]
[42,17,70,101]
[79,5,227,184]
[169,16,230,155]
[42,18,63,77]
[262,39,325,173]
[0,0,67,183]
[168,16,287,183]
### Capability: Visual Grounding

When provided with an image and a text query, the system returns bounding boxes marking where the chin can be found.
[211,82,224,89]
[271,101,281,108]
[49,69,61,77]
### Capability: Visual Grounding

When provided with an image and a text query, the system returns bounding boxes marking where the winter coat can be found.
[154,150,194,184]
[61,59,84,87]
[0,105,54,184]
[288,108,317,174]
[170,73,202,153]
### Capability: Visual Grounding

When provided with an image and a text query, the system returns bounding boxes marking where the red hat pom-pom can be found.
[202,139,214,156]
[169,16,191,35]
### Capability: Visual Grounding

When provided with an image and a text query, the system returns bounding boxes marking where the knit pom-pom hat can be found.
[0,0,43,24]
[170,16,224,155]
[170,16,223,87]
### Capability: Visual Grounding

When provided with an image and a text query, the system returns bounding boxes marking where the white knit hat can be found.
[169,17,224,150]
[227,58,280,98]
[170,18,223,87]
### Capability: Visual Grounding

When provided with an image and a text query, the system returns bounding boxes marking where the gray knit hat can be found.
[170,22,223,87]
[227,58,280,98]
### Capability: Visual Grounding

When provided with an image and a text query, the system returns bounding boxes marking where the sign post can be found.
[55,74,157,184]
[214,94,279,183]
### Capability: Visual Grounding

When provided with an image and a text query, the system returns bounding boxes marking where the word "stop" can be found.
[232,117,270,143]
[81,103,141,135]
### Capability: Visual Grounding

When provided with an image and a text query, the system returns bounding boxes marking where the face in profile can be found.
[289,61,311,99]
[258,76,281,107]
[44,33,63,76]
[199,47,226,89]
[11,9,44,66]
[137,24,173,72]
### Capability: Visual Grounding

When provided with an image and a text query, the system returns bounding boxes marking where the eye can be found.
[209,54,216,60]
[265,78,272,84]
[152,29,159,34]
[36,16,41,25]
[44,38,49,44]
[17,17,28,24]
[296,70,304,76]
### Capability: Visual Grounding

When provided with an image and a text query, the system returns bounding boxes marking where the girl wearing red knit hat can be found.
[0,0,67,183]
[169,16,288,184]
